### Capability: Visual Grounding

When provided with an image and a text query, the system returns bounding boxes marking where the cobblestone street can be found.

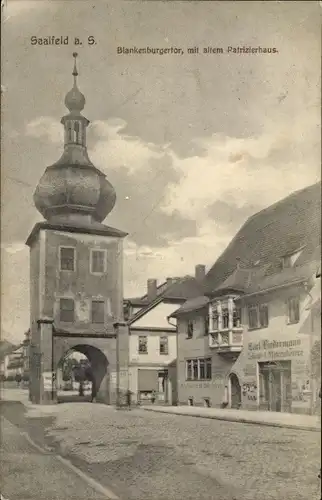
[5,401,318,500]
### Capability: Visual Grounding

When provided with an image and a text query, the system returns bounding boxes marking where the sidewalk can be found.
[142,404,321,432]
[1,388,320,432]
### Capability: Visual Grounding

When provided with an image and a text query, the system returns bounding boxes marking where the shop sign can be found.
[247,339,304,360]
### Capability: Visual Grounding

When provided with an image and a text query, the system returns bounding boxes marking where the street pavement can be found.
[0,414,112,500]
[1,392,320,500]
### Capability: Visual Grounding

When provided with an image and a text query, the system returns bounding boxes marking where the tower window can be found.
[90,249,107,274]
[92,300,105,324]
[60,298,75,323]
[60,247,75,271]
[74,121,81,144]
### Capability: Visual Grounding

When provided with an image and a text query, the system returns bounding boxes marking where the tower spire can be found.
[33,54,117,224]
[64,52,85,113]
[72,52,78,87]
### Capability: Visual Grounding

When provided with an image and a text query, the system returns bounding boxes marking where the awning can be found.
[138,369,159,391]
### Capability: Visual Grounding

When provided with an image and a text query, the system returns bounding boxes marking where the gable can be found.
[131,301,179,329]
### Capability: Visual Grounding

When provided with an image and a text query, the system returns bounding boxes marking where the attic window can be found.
[282,248,303,268]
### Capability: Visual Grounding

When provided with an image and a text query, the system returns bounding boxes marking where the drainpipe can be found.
[304,281,315,415]
[113,320,128,409]
[113,321,121,409]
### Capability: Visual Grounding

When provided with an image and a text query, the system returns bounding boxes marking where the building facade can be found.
[173,183,321,415]
[0,345,24,380]
[26,54,129,404]
[126,268,206,404]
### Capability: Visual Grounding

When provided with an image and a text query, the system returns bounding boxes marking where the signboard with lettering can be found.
[247,339,304,360]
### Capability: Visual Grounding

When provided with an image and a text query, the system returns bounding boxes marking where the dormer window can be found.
[281,248,304,268]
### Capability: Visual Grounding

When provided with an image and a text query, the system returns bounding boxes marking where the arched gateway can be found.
[26,54,129,405]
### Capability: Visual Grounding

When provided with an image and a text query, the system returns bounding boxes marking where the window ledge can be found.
[138,351,148,355]
[287,321,299,326]
[248,325,268,331]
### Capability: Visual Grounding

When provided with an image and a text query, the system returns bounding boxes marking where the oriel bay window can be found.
[186,358,212,381]
[209,298,242,332]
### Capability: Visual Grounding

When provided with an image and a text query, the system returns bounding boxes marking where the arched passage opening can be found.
[229,372,241,409]
[56,344,109,403]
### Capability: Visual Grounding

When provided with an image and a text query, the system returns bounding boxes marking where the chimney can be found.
[195,264,206,283]
[147,279,157,300]
[166,277,173,287]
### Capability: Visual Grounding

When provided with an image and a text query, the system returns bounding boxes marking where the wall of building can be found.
[42,231,123,325]
[28,228,126,404]
[128,328,177,404]
[176,312,232,407]
[132,302,180,329]
[176,279,321,414]
[234,280,321,414]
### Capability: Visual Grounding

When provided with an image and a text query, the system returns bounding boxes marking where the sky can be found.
[1,0,321,343]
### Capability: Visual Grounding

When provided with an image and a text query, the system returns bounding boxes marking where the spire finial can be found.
[64,52,85,112]
[72,52,78,85]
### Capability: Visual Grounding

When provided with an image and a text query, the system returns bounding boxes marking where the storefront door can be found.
[259,361,292,413]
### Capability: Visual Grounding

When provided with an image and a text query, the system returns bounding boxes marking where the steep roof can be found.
[171,182,321,317]
[0,340,18,361]
[128,276,205,325]
[205,182,321,294]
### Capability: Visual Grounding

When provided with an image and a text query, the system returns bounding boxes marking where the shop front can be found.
[235,333,319,415]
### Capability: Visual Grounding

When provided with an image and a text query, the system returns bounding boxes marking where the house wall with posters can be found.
[173,183,321,415]
[175,273,321,415]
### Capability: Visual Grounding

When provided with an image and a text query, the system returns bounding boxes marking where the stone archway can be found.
[56,344,109,403]
[229,372,241,409]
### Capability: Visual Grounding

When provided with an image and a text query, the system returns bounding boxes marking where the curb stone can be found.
[142,407,321,432]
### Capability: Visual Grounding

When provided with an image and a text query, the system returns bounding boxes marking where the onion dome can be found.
[33,53,116,224]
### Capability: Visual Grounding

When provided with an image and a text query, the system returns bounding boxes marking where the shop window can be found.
[193,359,198,379]
[287,297,300,324]
[186,360,193,380]
[90,249,106,274]
[185,358,212,381]
[138,336,148,354]
[159,336,168,355]
[60,247,75,271]
[91,300,105,324]
[205,358,212,379]
[187,320,194,339]
[188,397,194,406]
[204,398,211,408]
[60,298,75,323]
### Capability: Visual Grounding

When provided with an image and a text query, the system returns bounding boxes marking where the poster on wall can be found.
[42,372,56,391]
